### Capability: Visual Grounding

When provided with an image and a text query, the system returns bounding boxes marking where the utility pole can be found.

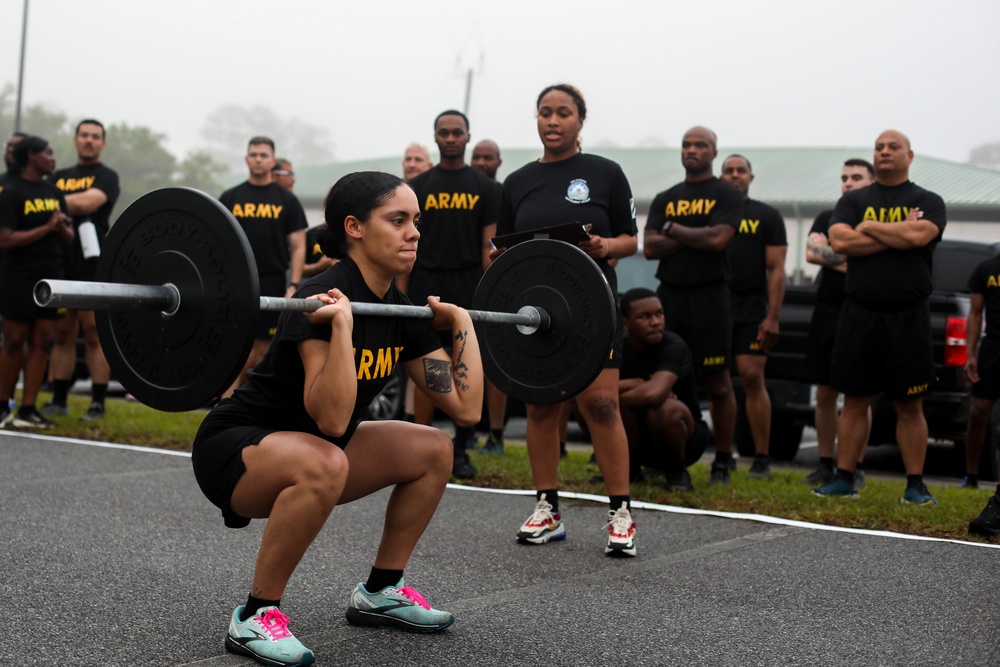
[14,0,30,132]
[462,67,473,116]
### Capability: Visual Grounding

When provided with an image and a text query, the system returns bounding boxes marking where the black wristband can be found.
[290,281,300,288]
[662,220,674,236]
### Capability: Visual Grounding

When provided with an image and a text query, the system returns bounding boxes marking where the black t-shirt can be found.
[497,152,637,296]
[832,181,947,310]
[51,162,121,268]
[727,198,787,296]
[620,330,703,423]
[219,181,308,276]
[0,177,69,274]
[232,257,441,442]
[408,166,500,271]
[305,225,325,267]
[809,209,846,303]
[645,177,743,289]
[968,255,1000,339]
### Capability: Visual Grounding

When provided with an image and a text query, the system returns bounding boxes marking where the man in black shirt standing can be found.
[219,136,308,399]
[817,130,946,505]
[399,111,501,479]
[802,158,875,486]
[720,155,787,479]
[644,126,743,484]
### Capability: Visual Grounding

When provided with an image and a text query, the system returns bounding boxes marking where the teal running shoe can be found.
[346,580,454,632]
[901,482,938,506]
[225,605,314,666]
[812,477,859,498]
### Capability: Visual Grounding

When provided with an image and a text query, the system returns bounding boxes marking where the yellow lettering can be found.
[863,206,877,221]
[374,347,394,378]
[988,275,999,288]
[438,193,451,208]
[704,200,717,215]
[664,202,676,218]
[689,199,703,215]
[232,203,244,217]
[24,200,37,214]
[357,349,374,380]
[677,200,690,215]
[452,193,467,209]
[425,194,438,210]
[244,203,257,217]
[468,194,480,209]
[906,383,928,396]
[703,355,726,366]
[272,205,283,218]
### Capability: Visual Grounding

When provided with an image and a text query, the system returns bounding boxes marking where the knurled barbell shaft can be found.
[34,279,548,332]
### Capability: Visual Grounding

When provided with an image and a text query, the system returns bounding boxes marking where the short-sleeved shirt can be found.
[809,209,847,303]
[497,152,637,296]
[0,177,69,275]
[832,181,947,310]
[620,330,703,422]
[51,162,121,274]
[645,177,744,289]
[231,256,441,442]
[727,198,787,296]
[968,255,1000,339]
[408,165,500,271]
[219,181,308,276]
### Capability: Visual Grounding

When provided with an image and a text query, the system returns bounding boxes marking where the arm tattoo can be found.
[816,245,847,266]
[423,358,453,393]
[452,329,470,392]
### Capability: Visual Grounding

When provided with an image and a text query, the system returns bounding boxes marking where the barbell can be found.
[33,187,617,412]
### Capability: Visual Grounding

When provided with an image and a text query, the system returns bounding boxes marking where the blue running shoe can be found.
[812,477,859,498]
[515,494,567,544]
[901,482,938,506]
[225,605,314,666]
[346,579,454,632]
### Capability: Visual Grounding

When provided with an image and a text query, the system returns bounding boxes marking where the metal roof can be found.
[247,147,1000,222]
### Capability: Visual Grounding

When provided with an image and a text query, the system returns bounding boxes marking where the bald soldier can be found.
[814,130,947,505]
[644,126,744,484]
[471,140,502,181]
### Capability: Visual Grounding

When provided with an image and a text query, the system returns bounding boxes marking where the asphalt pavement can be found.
[2,429,999,667]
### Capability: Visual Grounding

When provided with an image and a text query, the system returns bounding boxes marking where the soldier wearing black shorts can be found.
[398,110,500,479]
[619,288,710,492]
[192,172,483,666]
[644,126,743,484]
[219,136,308,399]
[0,136,73,429]
[802,159,875,485]
[721,155,787,479]
[817,130,946,505]
[965,254,1000,534]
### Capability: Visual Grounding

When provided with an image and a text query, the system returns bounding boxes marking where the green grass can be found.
[11,393,998,545]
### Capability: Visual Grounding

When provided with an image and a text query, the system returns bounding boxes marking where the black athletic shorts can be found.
[830,300,933,400]
[805,300,843,384]
[191,398,358,529]
[657,284,731,373]
[408,266,481,349]
[634,417,710,471]
[0,269,64,324]
[257,273,288,340]
[732,292,767,357]
[971,336,1000,401]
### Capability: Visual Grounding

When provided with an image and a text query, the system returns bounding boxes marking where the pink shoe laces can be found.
[257,608,293,640]
[397,586,431,610]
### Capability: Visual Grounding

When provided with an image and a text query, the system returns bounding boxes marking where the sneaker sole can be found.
[604,542,637,557]
[345,607,454,633]
[516,524,567,544]
[900,498,937,506]
[11,418,53,429]
[811,490,859,499]
[224,635,315,666]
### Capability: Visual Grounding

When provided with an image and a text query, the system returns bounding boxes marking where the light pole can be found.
[14,0,29,132]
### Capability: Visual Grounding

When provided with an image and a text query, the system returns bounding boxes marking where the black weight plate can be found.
[94,188,259,412]
[472,239,616,405]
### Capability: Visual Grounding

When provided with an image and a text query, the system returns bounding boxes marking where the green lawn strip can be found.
[13,394,997,545]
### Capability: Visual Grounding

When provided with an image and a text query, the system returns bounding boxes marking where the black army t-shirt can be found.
[809,209,846,303]
[620,330,703,422]
[232,257,441,443]
[968,255,1000,339]
[408,166,500,271]
[645,177,743,289]
[498,152,637,296]
[219,181,308,275]
[51,162,121,273]
[832,181,947,310]
[0,177,68,274]
[727,198,787,296]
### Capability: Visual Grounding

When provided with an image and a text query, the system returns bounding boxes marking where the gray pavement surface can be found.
[3,431,999,667]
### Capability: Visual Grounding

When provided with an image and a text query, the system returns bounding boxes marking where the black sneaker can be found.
[969,495,1000,536]
[80,402,106,422]
[709,461,731,485]
[12,407,54,429]
[451,452,476,480]
[855,468,867,490]
[666,469,694,492]
[802,463,835,485]
[960,475,979,490]
[748,457,771,479]
[477,433,504,455]
[0,405,12,428]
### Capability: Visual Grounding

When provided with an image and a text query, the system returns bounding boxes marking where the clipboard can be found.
[491,222,592,249]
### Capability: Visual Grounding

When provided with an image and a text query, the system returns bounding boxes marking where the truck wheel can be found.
[770,414,804,461]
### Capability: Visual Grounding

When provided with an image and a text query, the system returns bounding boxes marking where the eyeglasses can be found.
[273,170,295,177]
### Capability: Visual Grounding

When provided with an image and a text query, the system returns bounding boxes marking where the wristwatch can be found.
[662,220,674,236]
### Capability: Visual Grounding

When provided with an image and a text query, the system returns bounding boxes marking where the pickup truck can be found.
[735,238,1000,480]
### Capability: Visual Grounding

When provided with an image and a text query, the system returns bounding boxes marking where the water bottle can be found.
[79,218,100,259]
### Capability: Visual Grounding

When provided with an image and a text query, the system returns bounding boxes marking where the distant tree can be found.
[175,150,227,195]
[968,142,1000,170]
[101,123,178,211]
[200,104,335,168]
